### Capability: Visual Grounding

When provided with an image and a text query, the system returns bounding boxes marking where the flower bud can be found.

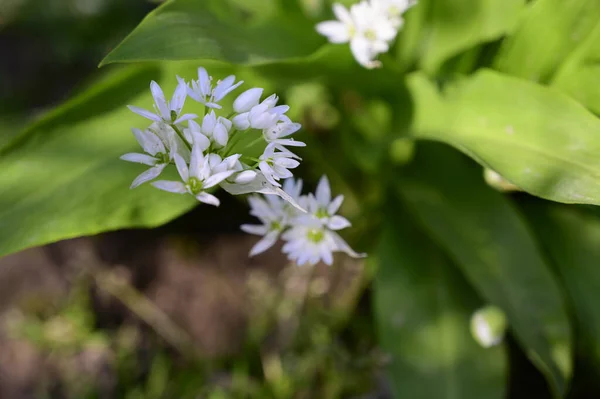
[213,123,229,147]
[233,113,251,130]
[235,170,258,184]
[470,306,507,348]
[234,88,264,113]
[201,111,217,136]
[484,169,521,192]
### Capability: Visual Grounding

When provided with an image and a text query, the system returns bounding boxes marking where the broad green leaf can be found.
[408,69,600,206]
[395,0,524,74]
[375,205,507,399]
[396,143,572,396]
[100,0,322,66]
[0,64,197,258]
[522,200,600,372]
[494,0,600,83]
[0,62,275,258]
[552,64,600,115]
[550,22,600,115]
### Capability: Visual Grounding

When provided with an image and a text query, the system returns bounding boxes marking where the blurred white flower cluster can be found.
[242,176,366,266]
[122,67,305,208]
[316,0,416,69]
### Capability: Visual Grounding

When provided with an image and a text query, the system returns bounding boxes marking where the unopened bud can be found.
[470,306,507,348]
[484,169,521,192]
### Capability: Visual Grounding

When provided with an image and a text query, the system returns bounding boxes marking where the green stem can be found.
[170,124,192,151]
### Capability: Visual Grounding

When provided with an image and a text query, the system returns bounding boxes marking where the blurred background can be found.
[1,0,600,398]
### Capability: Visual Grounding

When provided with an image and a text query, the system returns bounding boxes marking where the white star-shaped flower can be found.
[316,1,399,69]
[120,127,172,188]
[151,144,234,206]
[185,67,243,109]
[128,79,197,125]
[301,175,351,231]
[241,178,305,256]
[259,143,301,187]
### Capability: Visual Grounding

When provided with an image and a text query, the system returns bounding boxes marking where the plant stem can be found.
[170,124,192,151]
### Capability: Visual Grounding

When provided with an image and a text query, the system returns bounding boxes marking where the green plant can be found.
[3,0,600,397]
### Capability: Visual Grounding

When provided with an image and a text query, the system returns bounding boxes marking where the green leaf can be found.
[494,0,600,83]
[550,22,600,114]
[408,69,600,206]
[0,62,256,258]
[0,64,197,258]
[395,0,524,74]
[100,0,322,66]
[522,200,600,372]
[374,204,507,398]
[395,143,572,396]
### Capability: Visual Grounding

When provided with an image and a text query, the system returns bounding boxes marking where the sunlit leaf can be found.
[494,0,600,83]
[101,0,322,66]
[408,69,600,206]
[396,0,524,74]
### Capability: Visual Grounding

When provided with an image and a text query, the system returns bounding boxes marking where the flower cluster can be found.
[121,67,305,208]
[242,176,365,266]
[316,0,416,69]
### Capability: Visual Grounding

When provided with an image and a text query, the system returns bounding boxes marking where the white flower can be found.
[128,80,197,125]
[259,143,301,187]
[263,119,305,147]
[315,3,355,44]
[120,128,172,188]
[241,196,287,256]
[282,218,365,266]
[316,1,399,69]
[302,175,351,230]
[241,178,305,256]
[232,94,290,130]
[183,120,210,151]
[186,67,243,109]
[233,88,264,113]
[281,219,338,266]
[370,0,416,28]
[151,144,234,206]
[200,110,232,148]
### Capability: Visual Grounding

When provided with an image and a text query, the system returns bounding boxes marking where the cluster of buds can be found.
[122,67,305,208]
[316,0,416,69]
[242,176,365,266]
[122,67,365,264]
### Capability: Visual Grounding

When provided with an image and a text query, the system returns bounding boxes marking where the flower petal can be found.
[174,113,198,125]
[315,175,331,206]
[327,215,351,230]
[172,76,188,114]
[196,192,220,206]
[240,224,269,236]
[316,21,350,43]
[234,88,263,113]
[248,230,280,256]
[120,153,157,166]
[328,195,344,215]
[127,105,161,122]
[151,180,187,194]
[331,231,366,258]
[150,81,170,120]
[204,170,235,188]
[189,144,204,179]
[130,164,166,188]
[173,153,189,182]
[197,67,212,97]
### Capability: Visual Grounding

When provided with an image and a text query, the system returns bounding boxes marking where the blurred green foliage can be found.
[3,0,600,398]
